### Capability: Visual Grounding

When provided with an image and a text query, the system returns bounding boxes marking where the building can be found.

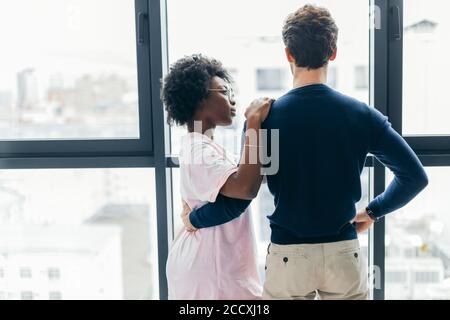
[16,68,39,112]
[87,203,154,300]
[0,225,123,300]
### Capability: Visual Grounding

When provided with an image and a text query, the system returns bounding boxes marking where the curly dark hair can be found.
[161,54,232,126]
[282,4,339,69]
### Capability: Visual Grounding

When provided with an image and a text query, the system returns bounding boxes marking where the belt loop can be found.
[267,243,271,255]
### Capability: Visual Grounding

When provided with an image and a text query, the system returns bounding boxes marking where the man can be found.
[181,4,428,300]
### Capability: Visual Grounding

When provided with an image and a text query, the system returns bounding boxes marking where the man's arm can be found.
[367,110,428,219]
[189,194,252,229]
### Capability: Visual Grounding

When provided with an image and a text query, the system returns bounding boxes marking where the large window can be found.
[166,0,370,156]
[6,0,450,301]
[0,0,139,140]
[377,0,450,300]
[403,0,450,136]
[166,0,372,290]
[0,0,155,158]
[160,0,450,300]
[0,0,163,301]
[0,169,159,300]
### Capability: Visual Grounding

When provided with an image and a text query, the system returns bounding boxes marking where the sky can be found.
[0,0,136,90]
[2,0,449,90]
[167,0,369,61]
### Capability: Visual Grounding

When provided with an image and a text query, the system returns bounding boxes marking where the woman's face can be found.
[202,76,237,126]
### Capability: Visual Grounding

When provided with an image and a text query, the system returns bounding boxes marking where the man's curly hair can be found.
[161,54,232,126]
[282,4,339,69]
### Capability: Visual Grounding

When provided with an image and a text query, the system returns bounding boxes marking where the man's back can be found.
[263,83,426,244]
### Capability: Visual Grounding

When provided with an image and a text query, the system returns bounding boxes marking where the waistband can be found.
[270,223,358,245]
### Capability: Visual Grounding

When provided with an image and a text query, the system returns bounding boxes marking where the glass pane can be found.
[167,0,372,295]
[166,0,370,155]
[403,0,450,135]
[0,169,158,300]
[386,168,450,299]
[0,0,139,140]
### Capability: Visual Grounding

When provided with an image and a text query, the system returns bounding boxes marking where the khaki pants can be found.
[263,239,368,300]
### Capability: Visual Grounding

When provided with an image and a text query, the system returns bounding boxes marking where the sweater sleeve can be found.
[367,108,428,218]
[189,194,252,229]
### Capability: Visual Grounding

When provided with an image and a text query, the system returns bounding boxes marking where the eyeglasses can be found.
[208,87,235,101]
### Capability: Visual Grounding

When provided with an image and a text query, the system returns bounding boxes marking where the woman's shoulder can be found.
[182,132,222,153]
[179,133,224,166]
[182,132,213,145]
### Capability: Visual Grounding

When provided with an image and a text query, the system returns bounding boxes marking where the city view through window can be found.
[0,0,139,140]
[0,1,157,300]
[167,0,371,293]
[167,0,450,299]
[0,169,159,300]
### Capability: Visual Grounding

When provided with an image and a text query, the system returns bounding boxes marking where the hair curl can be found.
[161,54,232,126]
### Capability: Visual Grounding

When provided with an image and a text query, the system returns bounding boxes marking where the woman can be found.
[162,54,272,300]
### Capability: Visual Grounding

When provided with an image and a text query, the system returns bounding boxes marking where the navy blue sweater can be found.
[189,84,428,244]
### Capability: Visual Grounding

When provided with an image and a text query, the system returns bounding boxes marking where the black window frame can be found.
[373,0,450,300]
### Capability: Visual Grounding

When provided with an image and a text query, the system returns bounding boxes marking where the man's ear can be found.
[285,47,296,63]
[329,48,338,61]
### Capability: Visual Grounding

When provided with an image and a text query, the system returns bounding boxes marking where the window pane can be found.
[167,0,371,294]
[386,168,450,299]
[0,0,139,140]
[166,0,370,155]
[355,66,369,90]
[0,169,158,300]
[256,69,289,91]
[403,0,450,135]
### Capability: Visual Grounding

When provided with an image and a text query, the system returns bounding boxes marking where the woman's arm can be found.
[219,98,273,200]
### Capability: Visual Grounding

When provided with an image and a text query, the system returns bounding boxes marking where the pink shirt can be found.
[166,132,262,300]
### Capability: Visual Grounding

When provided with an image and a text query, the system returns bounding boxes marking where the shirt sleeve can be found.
[367,108,429,218]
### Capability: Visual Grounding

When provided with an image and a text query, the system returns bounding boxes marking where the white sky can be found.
[167,0,369,61]
[0,0,136,89]
[1,0,449,90]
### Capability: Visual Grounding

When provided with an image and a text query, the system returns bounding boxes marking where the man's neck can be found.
[292,65,328,89]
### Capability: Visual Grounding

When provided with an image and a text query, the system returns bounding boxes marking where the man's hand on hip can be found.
[351,209,375,234]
